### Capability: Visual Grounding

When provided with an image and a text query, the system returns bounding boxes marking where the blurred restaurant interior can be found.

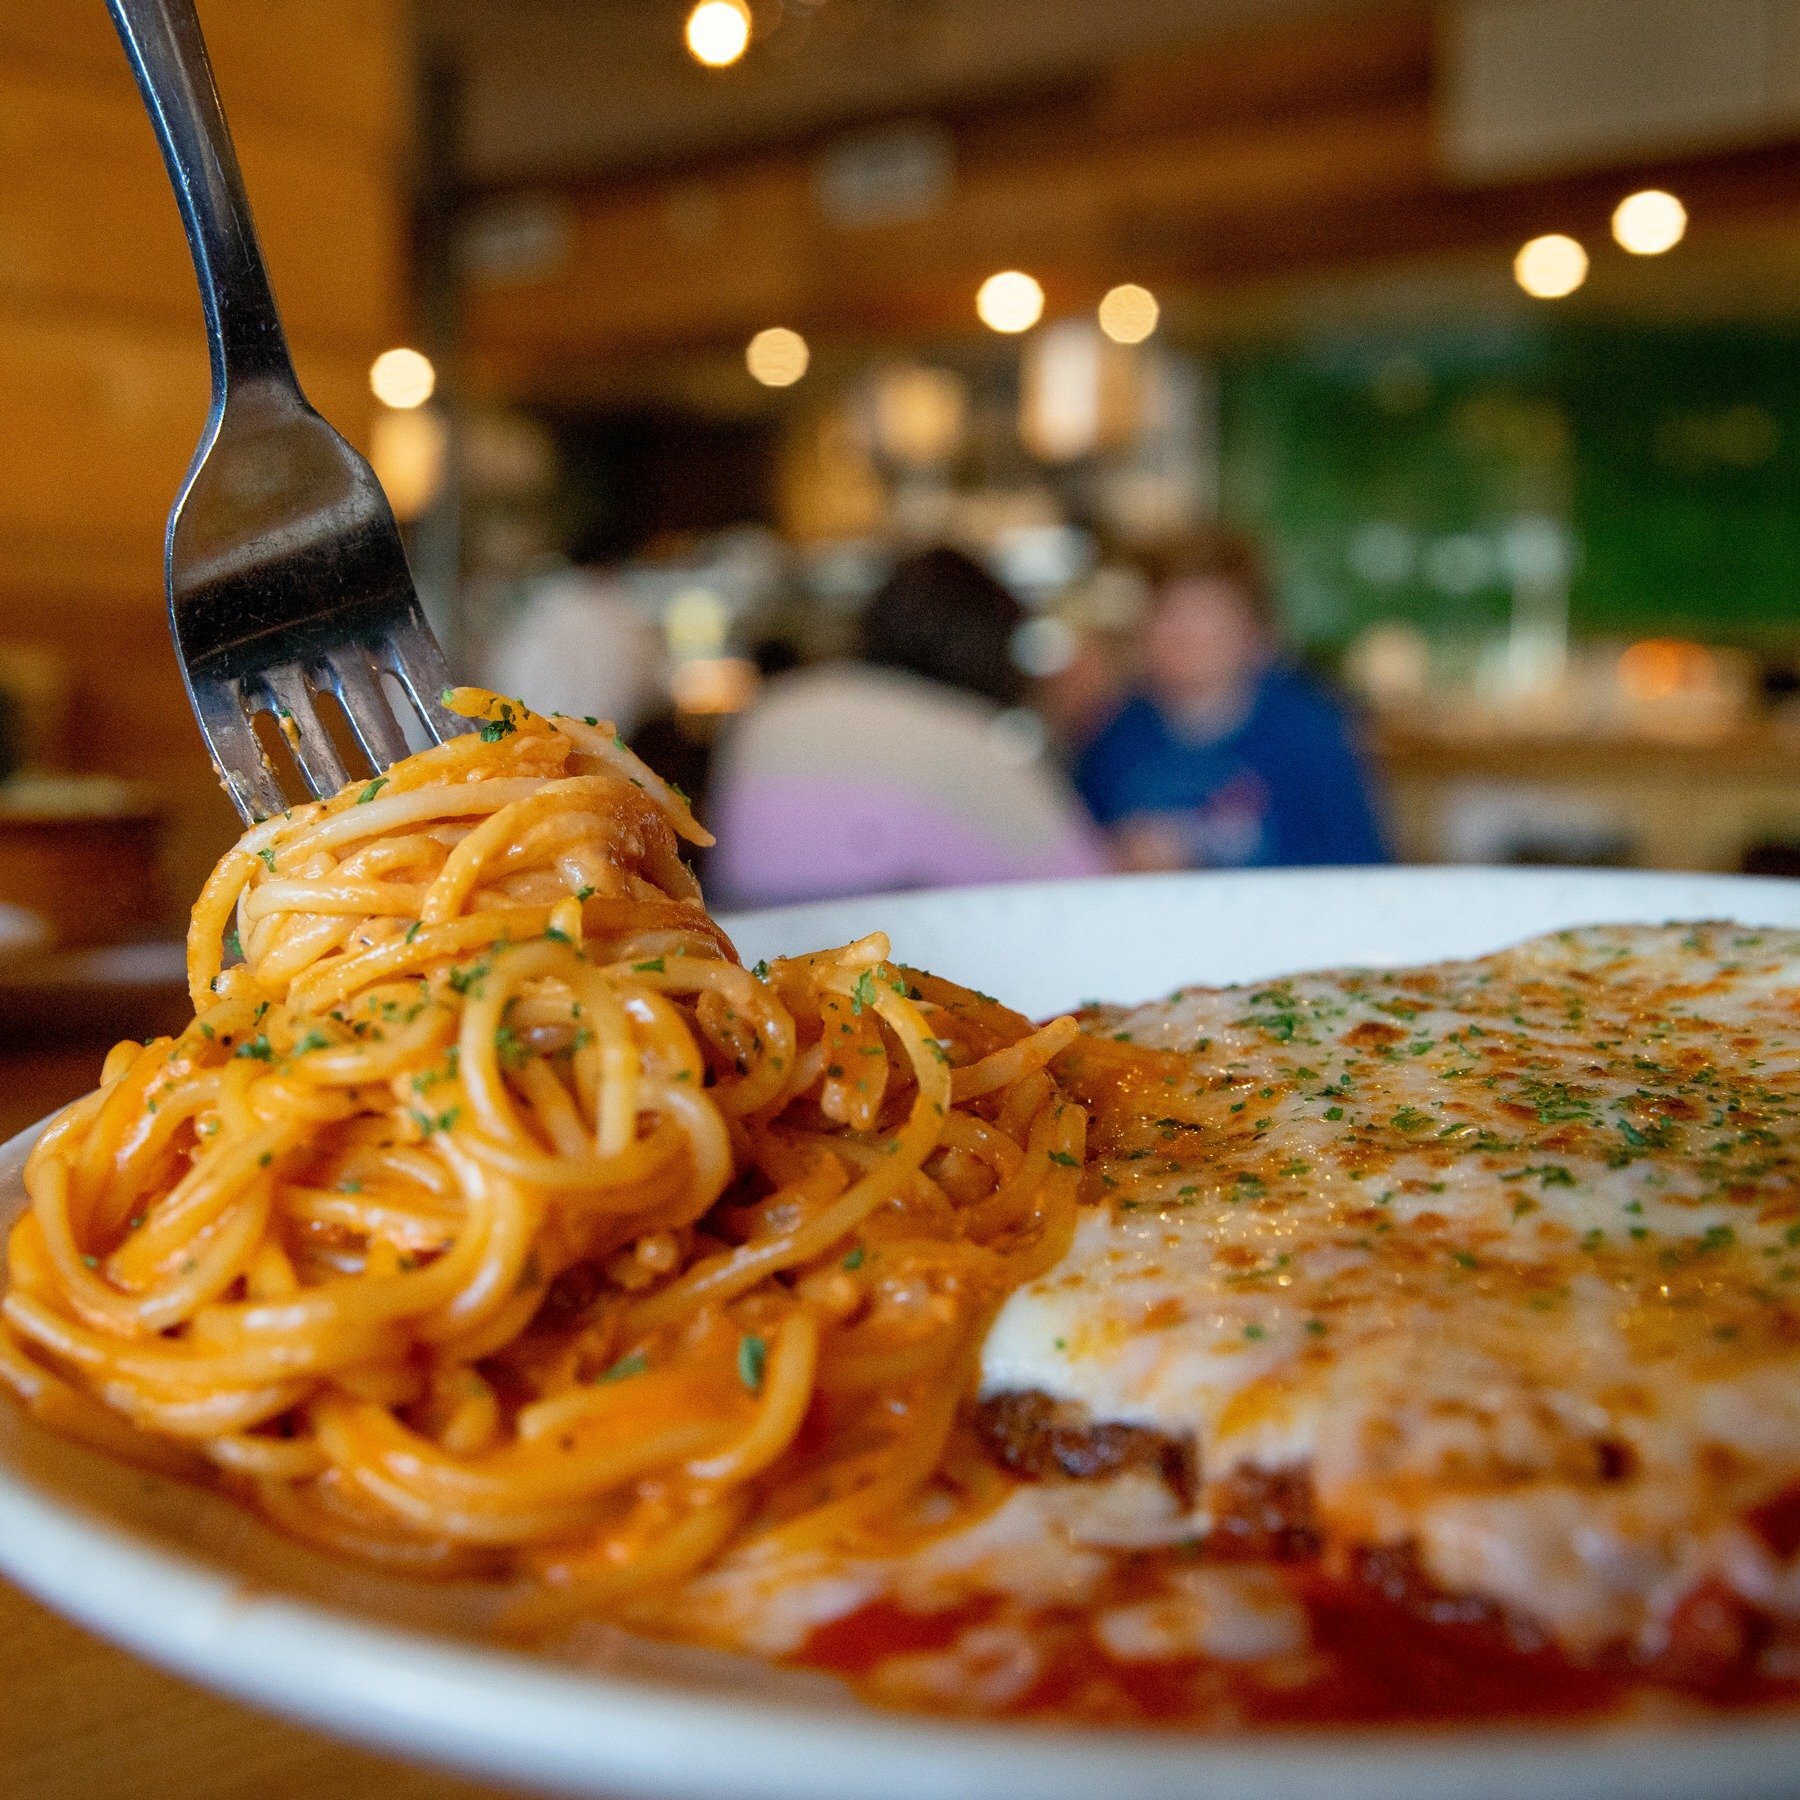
[9,6,1800,1791]
[8,0,1800,952]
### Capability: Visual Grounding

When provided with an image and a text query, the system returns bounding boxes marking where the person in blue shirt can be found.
[1075,532,1388,871]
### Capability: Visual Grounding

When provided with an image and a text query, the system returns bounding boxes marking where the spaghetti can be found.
[0,689,1084,1617]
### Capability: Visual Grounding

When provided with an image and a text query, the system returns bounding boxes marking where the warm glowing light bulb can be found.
[746,326,809,387]
[1612,189,1686,255]
[977,270,1044,334]
[369,346,435,409]
[685,0,749,67]
[1097,283,1159,345]
[1513,234,1588,300]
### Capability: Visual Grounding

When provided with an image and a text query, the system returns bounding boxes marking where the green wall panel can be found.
[1218,322,1800,652]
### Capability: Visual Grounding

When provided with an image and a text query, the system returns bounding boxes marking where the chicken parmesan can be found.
[717,923,1800,1725]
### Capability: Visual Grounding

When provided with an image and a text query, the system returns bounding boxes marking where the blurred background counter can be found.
[1377,715,1800,872]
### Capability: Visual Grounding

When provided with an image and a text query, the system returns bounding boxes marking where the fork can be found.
[106,0,469,824]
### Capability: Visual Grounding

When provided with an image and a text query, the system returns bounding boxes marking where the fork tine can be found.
[379,614,468,745]
[326,650,415,771]
[192,676,290,823]
[260,665,352,798]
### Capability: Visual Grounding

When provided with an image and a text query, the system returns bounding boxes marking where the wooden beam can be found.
[460,91,1432,372]
[463,0,1800,399]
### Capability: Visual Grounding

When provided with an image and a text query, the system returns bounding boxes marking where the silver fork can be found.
[107,0,469,824]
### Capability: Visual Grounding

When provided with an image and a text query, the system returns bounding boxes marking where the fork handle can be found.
[106,0,297,398]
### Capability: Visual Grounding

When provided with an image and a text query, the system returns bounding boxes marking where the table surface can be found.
[0,1039,532,1800]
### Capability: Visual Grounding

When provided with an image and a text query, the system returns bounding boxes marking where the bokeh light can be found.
[976,270,1045,334]
[369,346,436,409]
[1612,189,1687,255]
[685,0,750,67]
[746,326,810,387]
[672,655,759,715]
[369,408,446,520]
[1097,283,1159,345]
[1513,234,1588,299]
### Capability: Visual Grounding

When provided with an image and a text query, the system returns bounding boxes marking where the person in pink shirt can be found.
[707,548,1106,909]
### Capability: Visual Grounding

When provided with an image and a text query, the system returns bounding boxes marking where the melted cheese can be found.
[978,922,1800,1652]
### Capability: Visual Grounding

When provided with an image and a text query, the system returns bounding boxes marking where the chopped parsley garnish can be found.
[737,1333,767,1393]
[234,1033,273,1061]
[447,959,490,997]
[356,776,388,804]
[595,1350,648,1385]
[1047,1150,1079,1167]
[479,702,517,742]
[1505,1163,1576,1188]
[849,970,878,1014]
[633,957,666,974]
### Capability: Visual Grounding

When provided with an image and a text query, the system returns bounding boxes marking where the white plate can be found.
[3,868,1800,1800]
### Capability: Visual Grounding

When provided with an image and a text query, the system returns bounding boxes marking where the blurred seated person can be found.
[707,548,1106,908]
[486,563,662,740]
[1076,532,1387,870]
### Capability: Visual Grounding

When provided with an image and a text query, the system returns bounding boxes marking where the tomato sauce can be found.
[792,1546,1800,1729]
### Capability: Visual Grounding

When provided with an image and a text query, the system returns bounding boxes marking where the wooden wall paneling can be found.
[0,306,205,556]
[0,67,403,352]
[0,0,409,153]
[0,306,377,558]
[0,0,411,927]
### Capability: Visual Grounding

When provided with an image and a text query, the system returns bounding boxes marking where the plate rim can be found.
[4,866,1800,1799]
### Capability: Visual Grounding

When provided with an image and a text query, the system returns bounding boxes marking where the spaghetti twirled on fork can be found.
[0,690,1083,1616]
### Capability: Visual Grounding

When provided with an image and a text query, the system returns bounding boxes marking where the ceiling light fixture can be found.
[369,347,435,409]
[746,326,810,387]
[977,270,1044,334]
[685,0,750,68]
[1612,189,1687,255]
[1097,283,1159,345]
[1513,234,1588,299]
